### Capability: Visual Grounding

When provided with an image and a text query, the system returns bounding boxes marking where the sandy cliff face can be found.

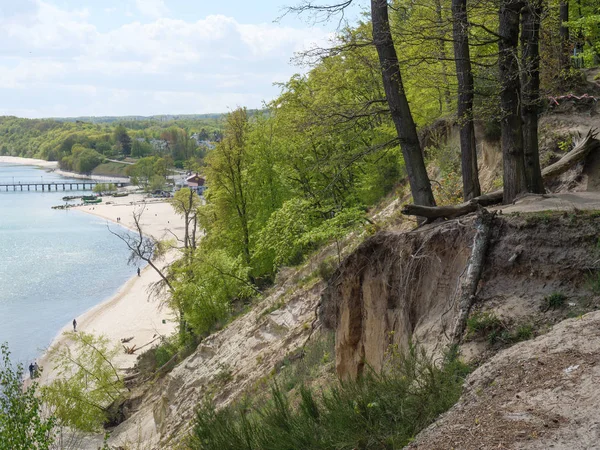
[321,224,474,379]
[322,197,600,380]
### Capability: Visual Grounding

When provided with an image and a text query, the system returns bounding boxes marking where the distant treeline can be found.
[0,115,227,173]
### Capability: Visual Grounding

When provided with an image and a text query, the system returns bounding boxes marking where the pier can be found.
[0,181,129,192]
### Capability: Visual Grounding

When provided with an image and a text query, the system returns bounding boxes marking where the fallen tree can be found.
[450,207,495,346]
[402,129,600,220]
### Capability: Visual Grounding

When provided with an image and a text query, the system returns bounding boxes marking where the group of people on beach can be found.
[28,361,40,379]
[117,217,121,222]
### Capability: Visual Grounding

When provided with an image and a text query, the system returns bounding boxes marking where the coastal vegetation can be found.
[0,344,56,450]
[41,332,125,433]
[190,346,469,450]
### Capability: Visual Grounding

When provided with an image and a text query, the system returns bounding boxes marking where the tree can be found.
[371,0,436,208]
[0,343,56,449]
[452,0,482,200]
[114,124,132,156]
[560,0,571,69]
[108,207,173,294]
[205,108,253,263]
[170,188,202,253]
[521,0,545,193]
[41,332,124,432]
[499,0,527,203]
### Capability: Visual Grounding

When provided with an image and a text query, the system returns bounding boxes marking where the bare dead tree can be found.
[107,206,174,294]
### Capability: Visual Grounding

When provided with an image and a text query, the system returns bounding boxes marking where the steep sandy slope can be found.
[103,276,325,449]
[407,310,600,449]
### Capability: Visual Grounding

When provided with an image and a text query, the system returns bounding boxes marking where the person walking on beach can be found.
[73,318,77,332]
[137,267,141,277]
[29,362,35,379]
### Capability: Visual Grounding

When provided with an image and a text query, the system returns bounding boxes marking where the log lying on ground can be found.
[541,128,600,178]
[402,128,599,220]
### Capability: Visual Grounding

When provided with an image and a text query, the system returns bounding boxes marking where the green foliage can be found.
[0,115,219,166]
[171,249,256,336]
[512,324,534,342]
[318,256,338,283]
[189,346,469,450]
[544,292,567,310]
[253,199,320,273]
[466,312,504,340]
[0,343,56,449]
[41,332,124,432]
[279,332,335,392]
[127,156,172,190]
[93,183,117,194]
[587,271,600,294]
[59,144,105,174]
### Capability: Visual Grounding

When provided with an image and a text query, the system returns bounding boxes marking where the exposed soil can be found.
[406,311,600,450]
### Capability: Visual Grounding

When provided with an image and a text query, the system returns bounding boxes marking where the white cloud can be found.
[0,1,331,117]
[135,0,169,19]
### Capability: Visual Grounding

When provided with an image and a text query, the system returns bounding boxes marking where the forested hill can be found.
[53,113,225,124]
[0,115,223,171]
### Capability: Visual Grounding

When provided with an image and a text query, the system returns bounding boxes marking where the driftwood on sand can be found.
[402,129,600,220]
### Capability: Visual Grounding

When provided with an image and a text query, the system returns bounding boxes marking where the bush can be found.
[0,343,56,449]
[543,292,567,310]
[466,312,504,339]
[317,257,337,283]
[189,346,469,450]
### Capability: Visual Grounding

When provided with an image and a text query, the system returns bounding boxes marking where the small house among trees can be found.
[186,173,206,194]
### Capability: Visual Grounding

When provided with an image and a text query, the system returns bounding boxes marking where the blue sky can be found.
[0,0,361,118]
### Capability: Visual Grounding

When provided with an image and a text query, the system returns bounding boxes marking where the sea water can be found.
[0,164,137,366]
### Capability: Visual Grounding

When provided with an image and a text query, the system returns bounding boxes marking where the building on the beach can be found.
[186,173,206,195]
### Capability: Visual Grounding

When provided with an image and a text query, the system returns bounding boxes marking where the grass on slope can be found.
[91,162,129,178]
[189,345,469,450]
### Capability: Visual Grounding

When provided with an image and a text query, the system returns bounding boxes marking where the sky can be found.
[0,0,361,118]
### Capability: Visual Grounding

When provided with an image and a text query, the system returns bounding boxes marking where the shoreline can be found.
[0,156,130,183]
[0,156,57,169]
[37,194,184,385]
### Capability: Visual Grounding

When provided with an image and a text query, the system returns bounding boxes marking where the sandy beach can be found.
[38,193,185,383]
[0,156,58,168]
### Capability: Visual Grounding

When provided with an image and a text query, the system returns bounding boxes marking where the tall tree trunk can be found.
[452,0,481,201]
[560,1,570,69]
[371,0,436,207]
[521,0,545,193]
[435,0,453,112]
[499,0,527,203]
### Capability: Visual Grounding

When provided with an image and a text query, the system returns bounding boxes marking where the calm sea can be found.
[0,164,137,366]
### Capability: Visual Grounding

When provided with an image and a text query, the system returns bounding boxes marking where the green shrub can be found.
[279,332,335,392]
[586,271,600,294]
[512,324,534,342]
[0,343,56,449]
[189,346,469,450]
[466,312,504,339]
[317,257,337,282]
[544,292,567,310]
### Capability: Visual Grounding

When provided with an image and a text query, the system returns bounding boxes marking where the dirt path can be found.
[496,191,600,214]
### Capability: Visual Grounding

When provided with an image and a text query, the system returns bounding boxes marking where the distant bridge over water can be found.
[0,181,129,192]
